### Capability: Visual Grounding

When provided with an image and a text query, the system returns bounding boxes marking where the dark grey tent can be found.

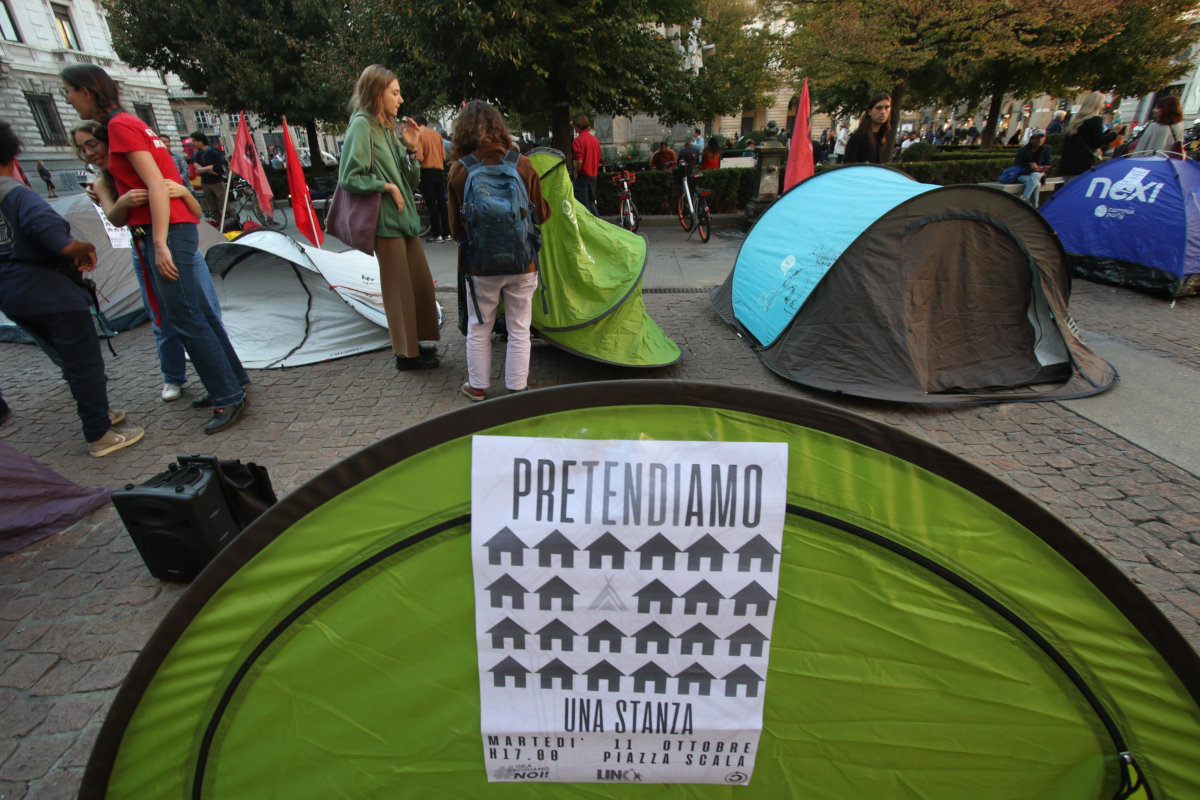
[711,165,1118,403]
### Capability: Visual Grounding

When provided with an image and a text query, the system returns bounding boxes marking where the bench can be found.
[980,176,1064,196]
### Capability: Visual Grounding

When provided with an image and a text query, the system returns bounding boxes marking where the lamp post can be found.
[742,120,786,230]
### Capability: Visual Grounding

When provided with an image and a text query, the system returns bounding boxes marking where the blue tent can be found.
[1041,155,1200,297]
[711,165,1117,404]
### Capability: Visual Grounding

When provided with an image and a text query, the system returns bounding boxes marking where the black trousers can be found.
[419,168,450,238]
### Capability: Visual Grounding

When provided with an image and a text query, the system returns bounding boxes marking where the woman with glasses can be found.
[71,121,220,404]
[61,64,250,434]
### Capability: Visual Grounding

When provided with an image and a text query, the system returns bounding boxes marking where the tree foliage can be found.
[103,0,349,154]
[771,0,1196,149]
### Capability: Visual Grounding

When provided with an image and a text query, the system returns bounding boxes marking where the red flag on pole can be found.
[282,118,323,247]
[229,111,274,220]
[783,78,814,192]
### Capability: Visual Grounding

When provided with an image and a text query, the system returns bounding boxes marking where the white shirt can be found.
[834,128,849,155]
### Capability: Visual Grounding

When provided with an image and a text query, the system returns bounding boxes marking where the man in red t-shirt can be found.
[570,113,601,215]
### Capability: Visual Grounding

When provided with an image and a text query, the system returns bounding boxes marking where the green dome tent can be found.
[82,382,1199,799]
[526,149,680,367]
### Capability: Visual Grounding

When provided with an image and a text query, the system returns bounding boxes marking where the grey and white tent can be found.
[0,193,226,340]
[205,230,394,369]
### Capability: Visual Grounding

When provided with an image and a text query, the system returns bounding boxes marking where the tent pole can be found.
[219,175,232,230]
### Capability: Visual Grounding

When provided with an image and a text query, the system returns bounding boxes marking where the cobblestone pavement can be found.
[0,277,1197,798]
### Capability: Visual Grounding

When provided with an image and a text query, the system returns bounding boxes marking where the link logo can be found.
[596,768,644,781]
[1085,166,1164,205]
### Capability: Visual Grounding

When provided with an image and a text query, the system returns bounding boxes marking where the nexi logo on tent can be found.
[1085,166,1166,205]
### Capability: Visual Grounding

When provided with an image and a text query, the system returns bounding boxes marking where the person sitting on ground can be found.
[0,120,145,457]
[648,141,677,171]
[1013,129,1053,209]
[700,136,722,169]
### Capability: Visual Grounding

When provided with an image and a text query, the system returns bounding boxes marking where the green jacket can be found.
[337,110,421,238]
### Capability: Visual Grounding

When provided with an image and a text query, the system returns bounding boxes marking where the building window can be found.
[172,110,186,132]
[51,4,79,50]
[132,103,159,134]
[193,109,214,131]
[25,92,69,145]
[0,1,22,42]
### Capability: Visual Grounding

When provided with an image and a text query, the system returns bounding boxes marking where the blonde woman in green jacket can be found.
[339,64,440,370]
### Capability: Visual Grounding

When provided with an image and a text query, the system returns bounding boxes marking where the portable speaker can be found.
[112,462,240,582]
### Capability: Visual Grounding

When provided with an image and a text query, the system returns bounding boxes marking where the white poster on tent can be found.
[88,199,131,250]
[471,436,787,785]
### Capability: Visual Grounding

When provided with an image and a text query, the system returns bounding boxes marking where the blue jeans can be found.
[131,242,222,386]
[1017,173,1043,207]
[9,309,110,442]
[138,223,248,408]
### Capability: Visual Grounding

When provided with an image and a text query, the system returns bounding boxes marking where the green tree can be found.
[103,0,346,157]
[770,0,1191,151]
[324,0,777,157]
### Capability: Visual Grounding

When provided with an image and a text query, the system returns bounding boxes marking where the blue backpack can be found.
[458,149,540,276]
[997,165,1022,184]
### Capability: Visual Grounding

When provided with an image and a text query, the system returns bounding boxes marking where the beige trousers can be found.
[375,236,440,358]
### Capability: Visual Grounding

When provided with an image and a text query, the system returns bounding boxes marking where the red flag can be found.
[229,111,274,220]
[783,78,814,192]
[282,118,323,247]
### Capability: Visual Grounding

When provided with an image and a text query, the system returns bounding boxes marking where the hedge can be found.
[594,167,759,216]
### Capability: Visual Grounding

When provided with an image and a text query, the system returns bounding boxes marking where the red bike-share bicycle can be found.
[676,169,711,243]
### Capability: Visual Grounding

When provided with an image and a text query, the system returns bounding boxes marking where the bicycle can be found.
[224,177,286,230]
[413,190,432,238]
[676,169,711,243]
[610,169,641,233]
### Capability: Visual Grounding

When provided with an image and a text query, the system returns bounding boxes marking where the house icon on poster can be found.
[632,662,671,694]
[490,656,530,688]
[537,619,577,651]
[536,576,579,611]
[686,534,729,571]
[638,533,680,570]
[676,663,715,696]
[536,530,578,568]
[731,581,775,616]
[723,664,764,697]
[680,623,720,656]
[736,534,780,572]
[587,532,630,569]
[585,621,625,654]
[727,624,769,657]
[487,617,528,649]
[483,527,527,567]
[538,658,576,690]
[486,575,527,610]
[682,580,724,615]
[635,579,676,613]
[633,621,673,655]
[585,659,624,692]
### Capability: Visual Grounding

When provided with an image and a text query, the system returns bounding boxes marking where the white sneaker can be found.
[161,382,182,402]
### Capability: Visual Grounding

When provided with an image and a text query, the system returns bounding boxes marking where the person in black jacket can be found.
[1060,91,1126,180]
[1014,129,1053,208]
[844,92,893,164]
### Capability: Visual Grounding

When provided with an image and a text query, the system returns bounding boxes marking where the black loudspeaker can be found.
[113,461,240,582]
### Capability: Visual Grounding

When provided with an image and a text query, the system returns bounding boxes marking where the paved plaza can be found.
[1,222,1198,798]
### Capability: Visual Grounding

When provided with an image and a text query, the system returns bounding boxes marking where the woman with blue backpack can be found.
[338,65,441,371]
[448,100,551,402]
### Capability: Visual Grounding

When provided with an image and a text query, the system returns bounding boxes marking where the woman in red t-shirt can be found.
[700,136,723,170]
[60,64,250,434]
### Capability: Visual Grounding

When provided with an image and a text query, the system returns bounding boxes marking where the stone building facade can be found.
[0,0,174,185]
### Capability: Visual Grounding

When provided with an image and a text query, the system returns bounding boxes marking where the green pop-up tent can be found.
[526,149,680,367]
[82,382,1199,799]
